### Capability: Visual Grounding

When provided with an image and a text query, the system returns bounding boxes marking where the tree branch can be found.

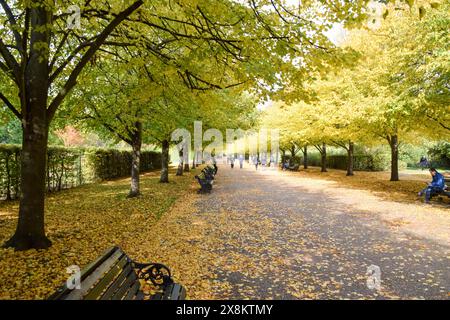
[426,114,450,131]
[331,139,348,150]
[47,0,143,122]
[0,39,20,82]
[313,144,324,154]
[0,0,23,52]
[0,91,21,119]
[49,31,70,72]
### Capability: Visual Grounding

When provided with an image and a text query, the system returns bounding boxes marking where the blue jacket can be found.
[430,172,445,190]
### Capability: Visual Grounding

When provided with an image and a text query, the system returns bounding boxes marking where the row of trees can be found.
[0,0,370,250]
[263,0,449,180]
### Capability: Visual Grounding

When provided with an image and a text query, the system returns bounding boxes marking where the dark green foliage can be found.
[0,145,161,200]
[326,155,386,171]
[0,120,22,144]
[302,153,400,172]
[86,149,161,181]
[427,142,450,168]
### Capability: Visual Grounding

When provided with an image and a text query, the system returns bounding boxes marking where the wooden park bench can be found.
[48,246,186,300]
[288,164,300,171]
[204,165,217,176]
[195,165,216,193]
[435,176,450,200]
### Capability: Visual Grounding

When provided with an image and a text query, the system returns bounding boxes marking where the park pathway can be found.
[186,164,449,299]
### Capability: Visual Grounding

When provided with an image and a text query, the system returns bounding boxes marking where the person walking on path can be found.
[212,155,218,174]
[261,154,267,169]
[253,155,259,170]
[239,154,244,169]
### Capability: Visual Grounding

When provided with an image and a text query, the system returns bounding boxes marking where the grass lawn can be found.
[0,168,198,299]
[287,167,450,205]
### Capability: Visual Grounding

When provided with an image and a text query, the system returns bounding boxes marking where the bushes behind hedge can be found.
[0,144,161,200]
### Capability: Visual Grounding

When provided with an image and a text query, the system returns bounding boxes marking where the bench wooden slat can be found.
[80,246,120,279]
[100,263,133,300]
[111,270,138,300]
[49,246,185,301]
[162,283,185,300]
[150,292,163,300]
[134,291,145,300]
[48,246,120,300]
[124,280,141,300]
[83,255,129,300]
[173,283,186,300]
[65,249,124,300]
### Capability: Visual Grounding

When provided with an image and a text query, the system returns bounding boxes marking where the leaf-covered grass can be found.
[0,168,197,299]
[289,167,450,205]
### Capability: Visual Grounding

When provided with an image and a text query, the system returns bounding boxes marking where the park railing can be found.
[0,144,161,200]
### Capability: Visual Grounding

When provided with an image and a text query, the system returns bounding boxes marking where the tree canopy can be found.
[262,0,449,180]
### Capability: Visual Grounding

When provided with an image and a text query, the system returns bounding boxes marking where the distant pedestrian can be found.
[261,156,266,167]
[212,155,218,174]
[239,154,244,169]
[418,156,429,170]
[253,156,259,170]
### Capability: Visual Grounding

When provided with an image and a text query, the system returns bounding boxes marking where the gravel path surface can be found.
[192,165,449,299]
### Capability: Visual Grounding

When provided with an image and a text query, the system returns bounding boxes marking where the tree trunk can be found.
[281,150,286,164]
[346,141,354,176]
[321,143,327,173]
[160,139,169,183]
[389,135,399,181]
[3,1,143,250]
[176,150,183,176]
[195,150,200,167]
[183,148,190,172]
[4,5,52,249]
[191,151,196,169]
[128,122,142,198]
[303,146,308,169]
[4,116,52,250]
[290,145,296,165]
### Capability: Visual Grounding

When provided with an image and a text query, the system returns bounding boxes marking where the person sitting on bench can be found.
[418,168,445,203]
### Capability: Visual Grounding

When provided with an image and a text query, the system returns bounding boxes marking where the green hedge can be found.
[86,149,161,181]
[0,144,161,200]
[303,153,405,171]
[325,155,389,171]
